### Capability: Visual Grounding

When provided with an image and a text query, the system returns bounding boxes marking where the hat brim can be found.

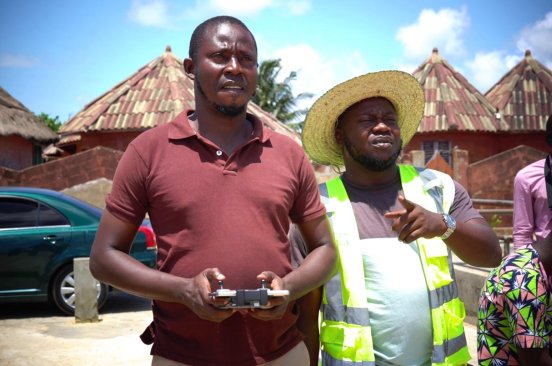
[302,70,425,167]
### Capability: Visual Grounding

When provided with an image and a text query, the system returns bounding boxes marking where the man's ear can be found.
[183,58,195,80]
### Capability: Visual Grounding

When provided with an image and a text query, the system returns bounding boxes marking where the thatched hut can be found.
[0,87,58,170]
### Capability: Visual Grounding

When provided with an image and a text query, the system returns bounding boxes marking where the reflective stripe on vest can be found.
[320,166,470,365]
[322,352,375,366]
[399,165,470,364]
[320,177,375,364]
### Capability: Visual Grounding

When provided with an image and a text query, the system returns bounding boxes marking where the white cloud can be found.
[0,54,38,68]
[464,51,518,93]
[516,11,552,62]
[278,0,311,15]
[267,44,369,109]
[207,0,273,16]
[182,0,310,20]
[128,0,171,28]
[396,6,470,61]
[395,62,422,74]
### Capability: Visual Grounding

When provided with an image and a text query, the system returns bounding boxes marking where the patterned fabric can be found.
[477,245,552,365]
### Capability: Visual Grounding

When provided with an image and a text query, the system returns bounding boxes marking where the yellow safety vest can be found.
[319,165,470,366]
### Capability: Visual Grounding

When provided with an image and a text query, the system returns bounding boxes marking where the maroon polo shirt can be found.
[106,110,325,365]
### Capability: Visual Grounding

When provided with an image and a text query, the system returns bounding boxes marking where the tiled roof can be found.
[60,46,300,144]
[485,50,552,132]
[57,133,81,146]
[0,86,58,142]
[412,48,506,133]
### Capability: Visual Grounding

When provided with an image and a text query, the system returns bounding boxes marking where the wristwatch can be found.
[440,214,456,240]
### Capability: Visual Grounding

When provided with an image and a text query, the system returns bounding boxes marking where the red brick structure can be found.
[0,146,122,191]
[468,145,546,200]
[0,87,58,170]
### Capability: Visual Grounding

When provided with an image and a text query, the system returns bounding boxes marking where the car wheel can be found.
[51,264,109,315]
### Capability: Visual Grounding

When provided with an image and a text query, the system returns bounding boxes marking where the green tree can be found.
[253,59,313,131]
[38,112,62,132]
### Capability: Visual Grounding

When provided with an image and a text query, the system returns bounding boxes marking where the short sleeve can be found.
[449,180,483,223]
[512,171,536,247]
[288,224,309,268]
[105,143,149,226]
[288,151,325,224]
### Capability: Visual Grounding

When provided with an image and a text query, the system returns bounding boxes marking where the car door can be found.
[0,197,72,296]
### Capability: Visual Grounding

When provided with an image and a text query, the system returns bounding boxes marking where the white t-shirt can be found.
[360,238,432,365]
[289,172,481,365]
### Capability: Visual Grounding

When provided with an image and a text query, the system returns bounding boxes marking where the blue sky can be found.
[1,0,551,123]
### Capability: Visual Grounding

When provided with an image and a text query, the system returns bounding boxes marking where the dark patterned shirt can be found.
[478,245,552,365]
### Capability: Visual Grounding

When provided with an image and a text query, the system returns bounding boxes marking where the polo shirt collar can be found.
[168,109,271,143]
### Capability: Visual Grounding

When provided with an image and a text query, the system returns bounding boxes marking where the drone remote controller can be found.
[209,280,289,309]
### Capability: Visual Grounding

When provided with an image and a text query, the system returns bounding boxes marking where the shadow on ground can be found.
[0,290,151,320]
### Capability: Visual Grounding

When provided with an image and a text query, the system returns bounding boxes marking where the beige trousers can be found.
[151,340,309,366]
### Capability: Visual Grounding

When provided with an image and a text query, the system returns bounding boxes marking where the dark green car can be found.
[0,187,157,315]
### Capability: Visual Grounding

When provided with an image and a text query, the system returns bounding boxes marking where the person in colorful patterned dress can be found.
[478,233,552,365]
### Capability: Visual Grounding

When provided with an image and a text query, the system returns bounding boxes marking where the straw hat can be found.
[302,70,425,167]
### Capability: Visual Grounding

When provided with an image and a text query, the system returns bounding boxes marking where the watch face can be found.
[444,214,456,228]
[441,214,456,240]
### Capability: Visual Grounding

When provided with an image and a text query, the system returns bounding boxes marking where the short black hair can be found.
[547,115,552,148]
[188,16,257,61]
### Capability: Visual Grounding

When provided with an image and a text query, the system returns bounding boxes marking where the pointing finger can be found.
[397,195,416,211]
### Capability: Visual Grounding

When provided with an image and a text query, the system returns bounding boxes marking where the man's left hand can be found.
[246,271,289,320]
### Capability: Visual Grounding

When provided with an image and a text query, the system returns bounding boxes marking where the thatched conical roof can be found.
[412,48,507,133]
[485,49,552,131]
[0,87,58,142]
[60,46,300,144]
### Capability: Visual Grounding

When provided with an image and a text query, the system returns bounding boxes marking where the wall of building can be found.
[0,146,123,190]
[77,131,142,153]
[468,145,546,200]
[0,135,33,170]
[407,131,547,164]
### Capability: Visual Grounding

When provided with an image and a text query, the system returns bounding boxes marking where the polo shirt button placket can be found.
[215,150,225,169]
[216,149,232,174]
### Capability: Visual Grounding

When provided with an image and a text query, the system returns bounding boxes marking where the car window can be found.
[0,198,38,228]
[38,203,69,226]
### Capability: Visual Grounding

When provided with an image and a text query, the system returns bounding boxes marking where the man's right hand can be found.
[182,268,235,322]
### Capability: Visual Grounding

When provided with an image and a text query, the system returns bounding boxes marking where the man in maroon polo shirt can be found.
[89,15,336,366]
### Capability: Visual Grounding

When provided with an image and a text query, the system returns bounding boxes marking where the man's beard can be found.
[196,77,247,117]
[343,135,402,171]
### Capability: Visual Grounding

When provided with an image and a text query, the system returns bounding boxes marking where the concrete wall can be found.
[455,263,490,322]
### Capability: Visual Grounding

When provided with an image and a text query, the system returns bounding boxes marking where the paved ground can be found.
[0,291,154,366]
[0,289,479,365]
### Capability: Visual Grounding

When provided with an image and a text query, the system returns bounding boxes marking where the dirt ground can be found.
[1,181,479,365]
[0,291,154,366]
[0,288,479,365]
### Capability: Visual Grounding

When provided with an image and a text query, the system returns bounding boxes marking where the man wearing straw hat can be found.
[293,70,502,365]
